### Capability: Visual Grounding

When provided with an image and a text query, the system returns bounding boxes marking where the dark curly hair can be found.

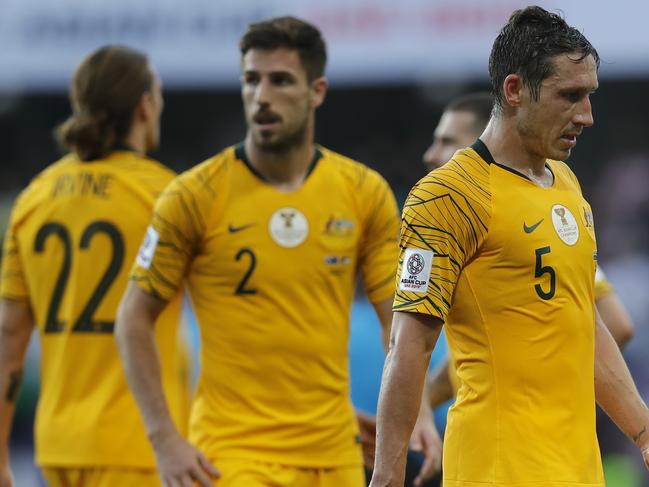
[240,16,327,81]
[489,6,599,112]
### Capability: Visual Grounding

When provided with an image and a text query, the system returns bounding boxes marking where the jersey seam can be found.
[199,154,232,254]
[462,267,500,484]
[456,166,496,482]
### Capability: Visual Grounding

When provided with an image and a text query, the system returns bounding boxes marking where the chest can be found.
[477,169,597,301]
[192,183,363,294]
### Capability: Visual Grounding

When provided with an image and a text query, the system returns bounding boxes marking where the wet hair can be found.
[445,92,494,133]
[239,16,327,81]
[489,6,599,111]
[56,45,153,161]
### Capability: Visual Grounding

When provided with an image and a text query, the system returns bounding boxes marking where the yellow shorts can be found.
[212,459,365,487]
[42,467,161,487]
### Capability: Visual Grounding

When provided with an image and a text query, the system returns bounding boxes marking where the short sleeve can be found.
[0,208,29,302]
[358,170,400,304]
[393,161,491,321]
[594,265,613,300]
[130,175,210,301]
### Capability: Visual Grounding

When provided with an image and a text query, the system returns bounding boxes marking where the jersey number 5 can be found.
[34,221,124,334]
[534,246,556,300]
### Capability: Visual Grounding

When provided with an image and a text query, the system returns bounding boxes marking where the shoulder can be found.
[318,146,391,194]
[548,159,582,194]
[110,153,177,197]
[9,155,76,222]
[169,146,235,196]
[152,147,236,233]
[410,149,492,209]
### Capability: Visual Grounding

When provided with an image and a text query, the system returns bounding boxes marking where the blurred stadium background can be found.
[1,0,648,485]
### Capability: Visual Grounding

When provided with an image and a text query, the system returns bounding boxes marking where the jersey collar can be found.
[470,138,555,185]
[234,143,323,184]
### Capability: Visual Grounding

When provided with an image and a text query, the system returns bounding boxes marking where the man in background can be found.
[0,46,188,487]
[422,92,493,173]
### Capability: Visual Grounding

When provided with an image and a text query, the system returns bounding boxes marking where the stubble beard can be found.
[251,104,311,154]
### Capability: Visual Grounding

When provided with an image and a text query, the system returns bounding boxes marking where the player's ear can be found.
[310,77,328,109]
[503,74,524,108]
[134,92,154,123]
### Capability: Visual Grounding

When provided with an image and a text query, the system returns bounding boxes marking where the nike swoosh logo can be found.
[523,219,544,234]
[228,223,255,234]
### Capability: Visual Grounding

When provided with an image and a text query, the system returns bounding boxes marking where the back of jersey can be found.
[0,151,186,468]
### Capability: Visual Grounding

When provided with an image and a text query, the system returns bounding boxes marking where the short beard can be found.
[254,123,308,154]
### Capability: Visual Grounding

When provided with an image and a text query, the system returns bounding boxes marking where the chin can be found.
[254,135,285,152]
[546,146,571,162]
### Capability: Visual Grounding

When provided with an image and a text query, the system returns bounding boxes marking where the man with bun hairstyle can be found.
[0,45,189,487]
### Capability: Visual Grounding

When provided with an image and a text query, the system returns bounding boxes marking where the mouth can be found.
[560,132,579,148]
[253,111,281,130]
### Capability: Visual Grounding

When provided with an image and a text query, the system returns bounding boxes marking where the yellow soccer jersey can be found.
[131,144,399,467]
[0,151,189,468]
[395,140,602,487]
[447,350,461,397]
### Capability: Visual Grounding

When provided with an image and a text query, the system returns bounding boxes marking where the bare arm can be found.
[373,297,394,353]
[372,298,441,485]
[115,284,175,443]
[427,358,454,409]
[369,311,443,487]
[0,299,33,487]
[115,283,218,487]
[594,308,649,468]
[596,291,635,349]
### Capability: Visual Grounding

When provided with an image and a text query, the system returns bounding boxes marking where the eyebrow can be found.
[558,85,597,95]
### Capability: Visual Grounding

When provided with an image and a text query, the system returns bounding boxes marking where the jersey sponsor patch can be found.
[136,225,159,269]
[398,248,433,293]
[268,207,309,248]
[551,204,579,246]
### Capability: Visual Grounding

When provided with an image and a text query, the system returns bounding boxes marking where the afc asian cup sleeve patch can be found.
[398,248,434,293]
[136,225,159,269]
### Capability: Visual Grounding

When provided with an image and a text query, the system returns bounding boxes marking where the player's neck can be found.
[244,136,316,192]
[481,118,553,186]
[123,129,147,156]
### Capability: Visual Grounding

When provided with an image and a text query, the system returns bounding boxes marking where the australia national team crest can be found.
[398,248,434,293]
[269,207,309,248]
[582,206,594,229]
[320,213,355,249]
[551,204,579,246]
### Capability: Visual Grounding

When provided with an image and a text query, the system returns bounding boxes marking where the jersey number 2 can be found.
[34,221,124,333]
[235,248,257,295]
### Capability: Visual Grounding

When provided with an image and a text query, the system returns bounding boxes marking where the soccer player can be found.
[369,7,649,487]
[423,93,636,408]
[115,16,437,487]
[422,92,493,173]
[0,46,189,487]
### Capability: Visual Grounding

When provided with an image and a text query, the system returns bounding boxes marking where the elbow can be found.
[615,320,635,349]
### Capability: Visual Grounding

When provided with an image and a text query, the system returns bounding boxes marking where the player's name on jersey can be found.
[52,172,114,199]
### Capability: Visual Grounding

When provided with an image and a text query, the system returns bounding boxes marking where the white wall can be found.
[0,0,645,91]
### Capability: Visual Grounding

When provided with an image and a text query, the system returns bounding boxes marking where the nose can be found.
[573,95,594,128]
[253,78,271,106]
[422,142,443,171]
